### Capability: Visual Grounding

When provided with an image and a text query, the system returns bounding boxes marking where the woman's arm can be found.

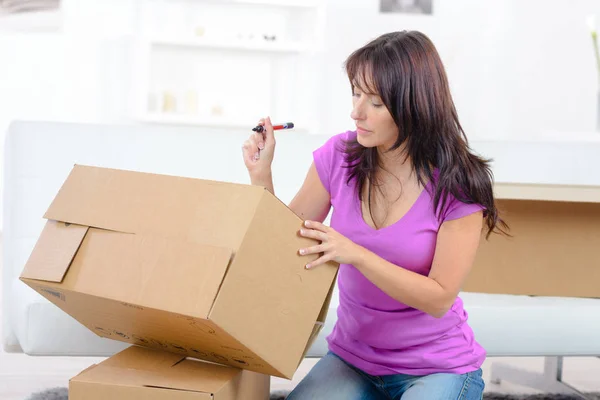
[288,162,331,223]
[300,210,483,318]
[353,210,484,317]
[243,117,331,222]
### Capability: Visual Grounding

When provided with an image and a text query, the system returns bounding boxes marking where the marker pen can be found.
[252,122,294,133]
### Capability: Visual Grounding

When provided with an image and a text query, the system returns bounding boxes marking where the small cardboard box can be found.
[69,345,270,400]
[464,185,600,297]
[20,165,338,379]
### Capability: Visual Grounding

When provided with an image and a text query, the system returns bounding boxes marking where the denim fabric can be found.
[287,351,485,400]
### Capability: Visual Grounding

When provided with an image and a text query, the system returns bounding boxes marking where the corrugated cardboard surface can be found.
[209,191,339,376]
[25,281,270,372]
[69,346,270,400]
[20,220,88,282]
[21,165,338,379]
[43,164,262,250]
[66,228,233,317]
[465,199,600,297]
[69,383,211,400]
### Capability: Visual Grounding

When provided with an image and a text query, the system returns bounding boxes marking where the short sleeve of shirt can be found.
[312,132,348,195]
[443,195,486,222]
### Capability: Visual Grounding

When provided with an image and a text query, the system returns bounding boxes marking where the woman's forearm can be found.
[353,248,453,318]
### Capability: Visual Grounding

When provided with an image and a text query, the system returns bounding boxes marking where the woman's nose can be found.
[351,103,365,121]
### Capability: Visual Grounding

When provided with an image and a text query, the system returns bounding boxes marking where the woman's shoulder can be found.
[312,130,356,194]
[427,169,486,222]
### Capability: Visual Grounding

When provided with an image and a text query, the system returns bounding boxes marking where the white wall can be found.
[0,0,136,125]
[321,0,600,139]
[1,0,600,227]
[3,0,600,138]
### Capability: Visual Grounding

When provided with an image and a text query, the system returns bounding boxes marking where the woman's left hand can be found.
[298,220,365,269]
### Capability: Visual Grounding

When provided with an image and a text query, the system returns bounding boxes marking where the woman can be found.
[242,30,507,400]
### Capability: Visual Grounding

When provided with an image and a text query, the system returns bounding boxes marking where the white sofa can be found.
[3,121,600,397]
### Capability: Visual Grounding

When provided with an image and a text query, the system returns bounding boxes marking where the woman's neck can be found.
[377,144,414,182]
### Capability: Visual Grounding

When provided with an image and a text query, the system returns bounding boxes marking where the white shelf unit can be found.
[130,0,325,133]
[150,36,308,53]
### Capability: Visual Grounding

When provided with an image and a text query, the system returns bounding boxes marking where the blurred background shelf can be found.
[149,37,308,53]
[131,0,325,132]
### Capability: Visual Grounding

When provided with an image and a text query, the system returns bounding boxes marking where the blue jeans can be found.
[287,351,485,400]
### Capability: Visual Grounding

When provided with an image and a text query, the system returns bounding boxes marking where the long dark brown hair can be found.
[342,31,507,238]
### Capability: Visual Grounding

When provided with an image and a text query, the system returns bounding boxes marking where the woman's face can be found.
[350,76,399,151]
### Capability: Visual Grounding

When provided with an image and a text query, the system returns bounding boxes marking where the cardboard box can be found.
[20,165,338,379]
[464,185,600,297]
[69,345,270,400]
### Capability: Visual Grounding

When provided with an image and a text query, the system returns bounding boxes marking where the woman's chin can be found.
[356,132,378,148]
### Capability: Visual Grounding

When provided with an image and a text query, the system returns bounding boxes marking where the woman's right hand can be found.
[242,116,276,181]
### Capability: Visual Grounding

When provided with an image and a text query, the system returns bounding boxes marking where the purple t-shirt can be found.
[313,130,486,376]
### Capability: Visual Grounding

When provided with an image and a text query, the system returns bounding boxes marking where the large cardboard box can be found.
[464,184,600,297]
[20,165,338,379]
[69,345,270,400]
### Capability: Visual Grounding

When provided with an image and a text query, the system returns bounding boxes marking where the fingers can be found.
[305,253,335,270]
[249,123,269,149]
[255,118,266,136]
[303,220,330,232]
[298,243,326,256]
[299,228,328,242]
[253,132,265,150]
[242,138,260,162]
[249,117,268,153]
[263,116,275,146]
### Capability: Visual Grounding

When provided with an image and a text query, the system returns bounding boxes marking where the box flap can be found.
[74,365,221,393]
[20,220,88,283]
[62,228,233,318]
[44,165,263,251]
[74,346,239,394]
[69,380,212,400]
[141,360,238,394]
[101,344,186,369]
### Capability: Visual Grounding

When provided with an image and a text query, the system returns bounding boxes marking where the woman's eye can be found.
[372,103,383,108]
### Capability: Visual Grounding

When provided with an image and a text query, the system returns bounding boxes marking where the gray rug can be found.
[25,387,600,400]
